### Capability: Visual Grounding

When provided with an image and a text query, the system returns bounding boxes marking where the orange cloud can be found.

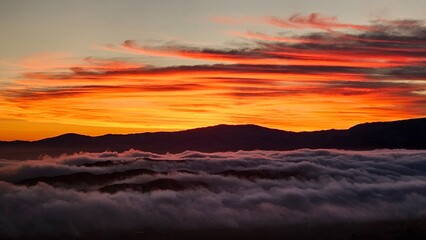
[101,17,426,69]
[231,31,326,44]
[1,14,426,140]
[214,13,371,31]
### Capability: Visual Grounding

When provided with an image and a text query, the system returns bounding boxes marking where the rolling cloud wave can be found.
[1,149,425,239]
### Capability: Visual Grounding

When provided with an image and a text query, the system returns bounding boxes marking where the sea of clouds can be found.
[0,149,425,239]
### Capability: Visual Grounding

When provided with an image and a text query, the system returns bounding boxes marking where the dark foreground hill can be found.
[1,117,425,159]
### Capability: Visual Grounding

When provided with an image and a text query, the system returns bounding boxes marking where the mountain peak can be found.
[38,133,89,143]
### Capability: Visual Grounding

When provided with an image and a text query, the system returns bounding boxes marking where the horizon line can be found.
[2,116,425,143]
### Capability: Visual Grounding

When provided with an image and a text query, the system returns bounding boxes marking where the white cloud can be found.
[0,149,425,238]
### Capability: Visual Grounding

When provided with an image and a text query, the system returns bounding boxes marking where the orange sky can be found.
[1,13,426,141]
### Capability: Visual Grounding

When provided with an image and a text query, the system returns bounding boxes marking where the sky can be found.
[1,0,426,140]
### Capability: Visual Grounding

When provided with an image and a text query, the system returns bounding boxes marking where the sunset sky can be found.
[1,0,426,140]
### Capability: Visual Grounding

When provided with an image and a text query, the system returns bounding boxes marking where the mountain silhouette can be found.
[1,117,425,159]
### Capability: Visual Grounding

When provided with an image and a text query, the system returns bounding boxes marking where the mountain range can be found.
[1,117,425,160]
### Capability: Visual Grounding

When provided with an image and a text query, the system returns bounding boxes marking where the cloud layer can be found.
[1,149,425,238]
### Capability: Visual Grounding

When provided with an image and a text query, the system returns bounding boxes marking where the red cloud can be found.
[265,13,370,30]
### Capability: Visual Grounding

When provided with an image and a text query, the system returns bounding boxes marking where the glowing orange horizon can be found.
[1,13,425,141]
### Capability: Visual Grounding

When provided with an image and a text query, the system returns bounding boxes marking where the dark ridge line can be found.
[1,117,425,160]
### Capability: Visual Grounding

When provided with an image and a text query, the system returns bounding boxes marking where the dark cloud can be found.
[375,66,426,80]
